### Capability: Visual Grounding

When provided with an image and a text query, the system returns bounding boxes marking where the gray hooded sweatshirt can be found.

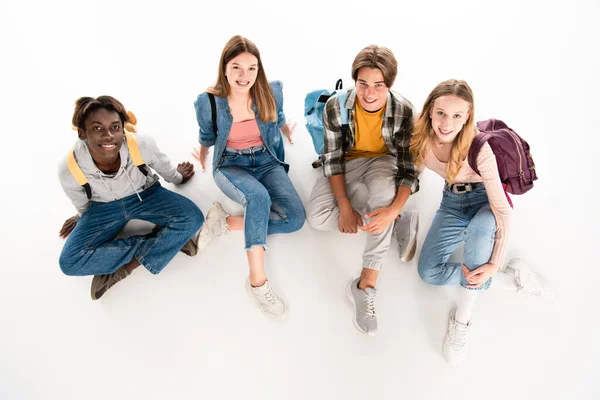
[58,133,183,214]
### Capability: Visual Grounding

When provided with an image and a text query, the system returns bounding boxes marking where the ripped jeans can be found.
[213,146,305,250]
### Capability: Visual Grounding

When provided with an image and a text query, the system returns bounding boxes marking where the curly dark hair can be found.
[72,96,129,132]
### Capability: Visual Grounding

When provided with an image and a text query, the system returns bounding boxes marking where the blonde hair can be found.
[351,45,397,88]
[208,35,276,122]
[410,79,476,183]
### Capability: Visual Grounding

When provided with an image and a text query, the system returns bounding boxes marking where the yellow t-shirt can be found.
[345,100,389,161]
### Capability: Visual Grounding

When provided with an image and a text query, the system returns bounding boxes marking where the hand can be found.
[360,207,397,234]
[192,146,210,172]
[59,215,80,239]
[281,121,296,144]
[338,206,364,233]
[462,263,499,288]
[177,161,195,184]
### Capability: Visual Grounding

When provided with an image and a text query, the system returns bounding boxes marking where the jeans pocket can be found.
[221,152,240,165]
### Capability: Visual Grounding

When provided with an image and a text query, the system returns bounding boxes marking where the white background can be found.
[1,0,598,399]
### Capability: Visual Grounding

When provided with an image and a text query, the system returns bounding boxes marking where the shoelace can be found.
[208,209,230,237]
[449,319,469,350]
[515,269,546,297]
[257,287,279,307]
[517,285,544,297]
[364,293,376,318]
[212,219,230,236]
[107,269,129,289]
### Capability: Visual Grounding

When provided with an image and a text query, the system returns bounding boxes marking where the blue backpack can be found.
[304,79,349,168]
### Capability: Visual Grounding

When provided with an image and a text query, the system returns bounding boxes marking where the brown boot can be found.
[91,267,131,300]
[180,237,198,257]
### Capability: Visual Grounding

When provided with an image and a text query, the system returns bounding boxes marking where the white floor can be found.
[2,1,598,399]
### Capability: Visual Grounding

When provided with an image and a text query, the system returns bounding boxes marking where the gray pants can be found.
[306,155,397,271]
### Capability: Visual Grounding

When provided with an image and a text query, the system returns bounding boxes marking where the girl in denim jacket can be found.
[192,35,305,320]
[411,79,552,366]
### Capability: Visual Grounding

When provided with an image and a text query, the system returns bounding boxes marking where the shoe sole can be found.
[245,281,289,321]
[346,281,376,337]
[90,275,105,300]
[400,213,419,263]
[442,346,464,367]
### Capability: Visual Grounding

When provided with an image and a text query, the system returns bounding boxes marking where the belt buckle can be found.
[452,183,471,194]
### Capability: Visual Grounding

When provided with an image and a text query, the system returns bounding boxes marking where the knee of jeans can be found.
[467,214,496,243]
[191,207,205,231]
[246,190,271,210]
[417,256,440,285]
[59,250,79,276]
[287,204,306,232]
[180,201,204,231]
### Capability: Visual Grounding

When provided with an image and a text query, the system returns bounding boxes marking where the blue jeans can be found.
[418,184,496,291]
[213,146,305,250]
[59,183,204,276]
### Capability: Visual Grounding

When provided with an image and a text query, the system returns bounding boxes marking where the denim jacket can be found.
[194,80,288,173]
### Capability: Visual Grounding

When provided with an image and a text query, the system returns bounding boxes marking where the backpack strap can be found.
[309,79,344,114]
[67,134,148,200]
[125,132,149,176]
[337,91,350,139]
[66,149,92,200]
[467,131,493,175]
[208,93,218,135]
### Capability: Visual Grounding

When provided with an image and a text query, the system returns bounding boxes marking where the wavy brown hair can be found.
[208,35,276,123]
[410,79,475,183]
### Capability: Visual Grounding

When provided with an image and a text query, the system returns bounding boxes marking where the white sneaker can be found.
[393,210,419,262]
[505,258,554,300]
[196,202,231,250]
[246,278,288,320]
[442,309,471,367]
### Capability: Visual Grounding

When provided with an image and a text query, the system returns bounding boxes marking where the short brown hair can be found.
[72,96,129,132]
[351,45,398,88]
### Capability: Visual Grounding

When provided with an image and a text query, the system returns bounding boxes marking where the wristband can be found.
[335,194,348,203]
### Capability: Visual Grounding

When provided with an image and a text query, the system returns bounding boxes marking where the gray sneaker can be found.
[91,266,130,300]
[182,202,231,256]
[393,210,419,262]
[246,278,288,320]
[346,277,377,336]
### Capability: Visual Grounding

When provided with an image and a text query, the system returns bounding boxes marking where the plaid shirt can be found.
[322,89,419,193]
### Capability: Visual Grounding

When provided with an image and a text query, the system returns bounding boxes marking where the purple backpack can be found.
[468,119,538,195]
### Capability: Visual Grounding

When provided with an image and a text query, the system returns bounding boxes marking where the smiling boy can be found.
[58,96,204,300]
[306,45,419,335]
